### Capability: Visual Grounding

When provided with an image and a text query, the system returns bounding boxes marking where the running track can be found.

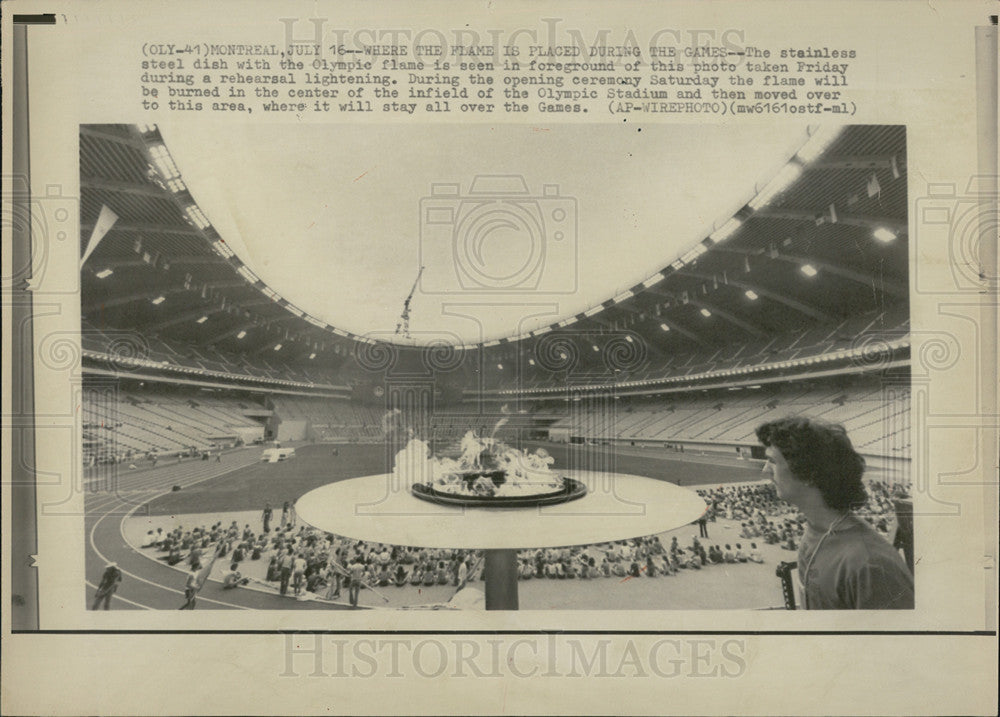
[84,446,350,610]
[85,443,766,611]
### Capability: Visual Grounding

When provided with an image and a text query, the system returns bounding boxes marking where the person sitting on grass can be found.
[393,564,409,587]
[306,567,329,594]
[562,559,577,579]
[518,560,535,580]
[600,557,612,577]
[660,555,676,576]
[645,556,658,578]
[266,555,280,582]
[188,544,203,569]
[222,563,250,589]
[542,560,557,579]
[748,542,764,563]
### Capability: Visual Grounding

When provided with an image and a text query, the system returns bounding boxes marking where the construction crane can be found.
[395,265,425,339]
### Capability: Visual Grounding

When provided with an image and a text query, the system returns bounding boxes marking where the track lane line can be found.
[84,580,153,610]
[88,509,252,609]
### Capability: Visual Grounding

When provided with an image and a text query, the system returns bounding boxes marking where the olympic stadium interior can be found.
[79,124,911,610]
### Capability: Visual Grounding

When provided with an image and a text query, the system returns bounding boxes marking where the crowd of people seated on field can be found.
[861,480,910,540]
[139,515,769,604]
[140,517,485,600]
[139,477,910,600]
[696,483,806,550]
[696,478,912,551]
[512,534,765,581]
[265,537,484,599]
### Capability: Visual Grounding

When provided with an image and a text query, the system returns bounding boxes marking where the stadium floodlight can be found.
[236,330,247,339]
[238,266,260,284]
[872,226,897,243]
[796,126,844,164]
[749,162,803,210]
[680,243,709,264]
[642,273,665,288]
[137,124,157,134]
[96,268,114,279]
[184,205,210,229]
[745,290,759,300]
[148,144,181,186]
[613,289,634,303]
[584,306,603,317]
[700,308,712,317]
[710,218,742,243]
[212,240,235,258]
[558,316,578,327]
[660,323,670,332]
[151,295,165,305]
[800,264,818,277]
[196,315,208,324]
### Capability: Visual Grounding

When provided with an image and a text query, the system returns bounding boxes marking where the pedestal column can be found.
[483,549,519,610]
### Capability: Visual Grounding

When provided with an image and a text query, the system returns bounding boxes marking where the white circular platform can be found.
[295,471,707,550]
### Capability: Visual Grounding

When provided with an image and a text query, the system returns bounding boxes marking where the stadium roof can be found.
[80,124,907,371]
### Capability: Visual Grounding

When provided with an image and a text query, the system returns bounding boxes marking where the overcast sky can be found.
[162,122,808,345]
